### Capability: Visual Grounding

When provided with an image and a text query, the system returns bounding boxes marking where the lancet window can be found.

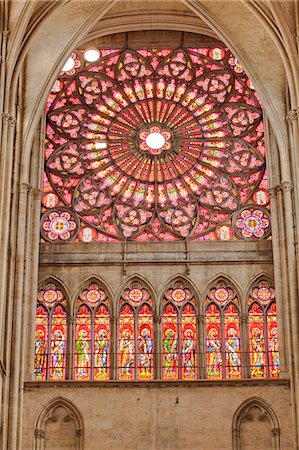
[162,282,197,380]
[118,282,154,380]
[35,283,68,380]
[248,281,280,378]
[205,281,241,379]
[74,283,110,380]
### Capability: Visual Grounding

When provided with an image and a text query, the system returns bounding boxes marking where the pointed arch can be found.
[34,397,84,450]
[35,278,70,381]
[232,397,281,450]
[72,275,114,316]
[247,277,280,379]
[117,275,155,380]
[161,276,198,380]
[204,276,242,380]
[201,274,242,315]
[73,276,112,381]
[158,274,201,315]
[115,274,157,313]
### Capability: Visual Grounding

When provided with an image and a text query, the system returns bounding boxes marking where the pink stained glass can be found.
[248,303,266,378]
[75,305,91,380]
[94,305,110,380]
[49,305,67,380]
[42,45,270,242]
[224,304,241,379]
[267,302,280,379]
[181,303,197,380]
[162,303,179,380]
[205,303,222,379]
[34,305,48,380]
[137,304,154,380]
[118,304,135,380]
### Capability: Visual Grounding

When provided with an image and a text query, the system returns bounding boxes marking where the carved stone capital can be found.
[154,314,161,324]
[1,113,16,129]
[286,107,299,121]
[0,30,9,37]
[76,428,83,438]
[241,313,248,323]
[34,429,45,439]
[268,187,277,199]
[19,182,31,194]
[271,427,281,437]
[280,181,293,193]
[198,314,204,324]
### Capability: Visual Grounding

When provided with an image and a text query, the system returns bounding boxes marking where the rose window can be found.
[42,46,270,242]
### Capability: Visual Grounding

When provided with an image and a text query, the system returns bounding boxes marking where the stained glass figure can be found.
[205,282,241,379]
[162,282,197,380]
[35,283,67,380]
[42,45,270,242]
[248,281,279,378]
[118,282,153,380]
[74,283,110,380]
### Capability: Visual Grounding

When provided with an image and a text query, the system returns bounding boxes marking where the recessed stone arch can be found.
[34,397,84,450]
[232,397,281,450]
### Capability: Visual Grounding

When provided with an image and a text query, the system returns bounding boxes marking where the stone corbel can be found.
[286,107,299,122]
[34,429,45,439]
[280,181,293,193]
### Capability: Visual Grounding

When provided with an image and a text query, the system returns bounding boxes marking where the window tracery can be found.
[205,281,241,379]
[41,45,270,242]
[74,282,110,380]
[35,283,68,380]
[248,280,279,378]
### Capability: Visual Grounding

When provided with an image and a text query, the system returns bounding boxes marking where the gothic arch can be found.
[115,274,157,314]
[201,275,242,315]
[72,275,114,316]
[38,276,71,305]
[244,274,275,303]
[232,397,281,450]
[34,397,84,450]
[158,275,201,314]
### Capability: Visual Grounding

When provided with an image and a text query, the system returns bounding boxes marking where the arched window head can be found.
[118,281,154,380]
[248,280,279,379]
[162,281,197,380]
[35,283,68,380]
[74,282,110,380]
[41,44,270,242]
[205,281,241,380]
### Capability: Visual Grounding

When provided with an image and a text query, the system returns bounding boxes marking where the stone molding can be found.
[34,429,45,439]
[286,107,299,121]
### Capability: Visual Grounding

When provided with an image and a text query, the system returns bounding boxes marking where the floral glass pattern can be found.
[118,282,154,380]
[35,283,67,380]
[162,282,197,380]
[205,282,241,379]
[74,283,110,380]
[42,46,270,242]
[248,280,279,378]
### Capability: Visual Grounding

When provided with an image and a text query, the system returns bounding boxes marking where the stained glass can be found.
[50,305,67,380]
[42,45,270,242]
[35,283,67,381]
[248,281,280,378]
[205,281,240,379]
[162,282,196,380]
[118,282,153,380]
[74,282,110,380]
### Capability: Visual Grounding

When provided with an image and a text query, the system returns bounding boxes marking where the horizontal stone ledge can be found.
[24,378,289,390]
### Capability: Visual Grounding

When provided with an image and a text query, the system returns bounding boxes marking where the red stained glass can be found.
[181,303,197,380]
[224,304,241,378]
[34,305,48,380]
[248,303,266,378]
[162,303,179,380]
[42,45,270,242]
[50,305,67,380]
[75,283,110,380]
[205,303,222,379]
[118,282,153,380]
[248,281,280,379]
[118,304,135,380]
[75,305,91,380]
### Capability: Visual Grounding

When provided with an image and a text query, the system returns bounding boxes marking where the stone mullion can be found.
[154,314,161,380]
[240,314,249,378]
[67,316,75,380]
[111,315,117,380]
[198,314,204,379]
